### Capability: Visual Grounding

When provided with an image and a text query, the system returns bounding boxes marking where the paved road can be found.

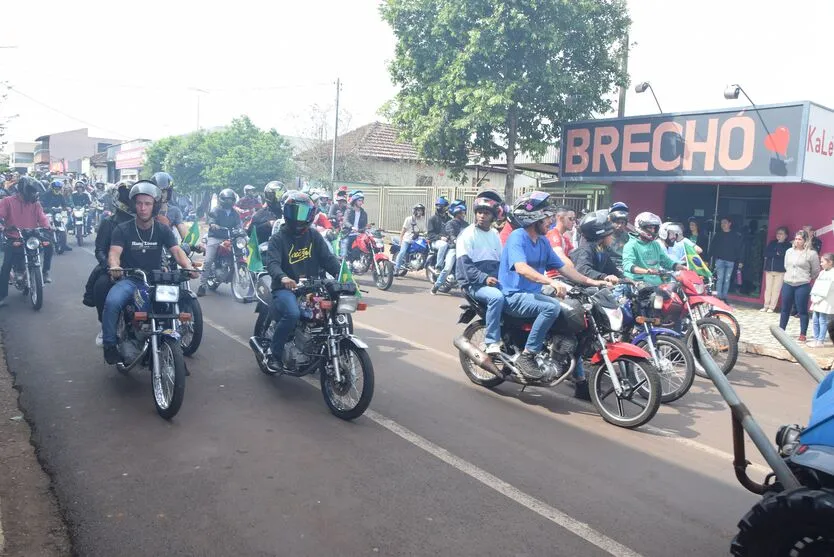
[0,243,819,556]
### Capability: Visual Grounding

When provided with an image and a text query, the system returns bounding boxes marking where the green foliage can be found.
[380,0,630,200]
[143,116,295,194]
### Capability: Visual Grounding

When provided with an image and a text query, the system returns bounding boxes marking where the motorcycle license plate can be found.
[155,285,179,302]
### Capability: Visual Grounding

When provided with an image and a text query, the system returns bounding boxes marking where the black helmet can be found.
[115,182,132,214]
[609,201,629,223]
[510,191,555,228]
[19,177,44,203]
[579,210,615,241]
[413,203,426,215]
[75,182,86,191]
[150,172,174,202]
[218,188,238,209]
[129,180,162,213]
[263,181,285,207]
[282,191,316,227]
[473,190,503,219]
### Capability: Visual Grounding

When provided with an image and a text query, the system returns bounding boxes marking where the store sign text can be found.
[807,125,834,157]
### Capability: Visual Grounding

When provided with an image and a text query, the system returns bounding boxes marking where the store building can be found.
[561,101,834,304]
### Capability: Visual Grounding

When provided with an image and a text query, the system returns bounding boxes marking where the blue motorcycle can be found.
[619,282,695,403]
[390,233,431,277]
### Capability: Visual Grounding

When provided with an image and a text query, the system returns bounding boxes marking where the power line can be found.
[4,86,132,139]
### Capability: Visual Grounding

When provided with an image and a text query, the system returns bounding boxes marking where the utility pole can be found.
[330,78,341,185]
[617,32,629,118]
[190,88,209,130]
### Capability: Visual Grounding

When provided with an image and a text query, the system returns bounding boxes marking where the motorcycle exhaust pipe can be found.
[453,335,501,376]
[248,336,265,359]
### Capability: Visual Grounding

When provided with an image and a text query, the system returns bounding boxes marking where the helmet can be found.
[75,182,85,191]
[579,210,615,241]
[19,177,44,203]
[449,200,466,216]
[310,192,321,203]
[609,201,629,222]
[129,181,162,212]
[634,212,662,241]
[335,189,348,201]
[349,191,364,205]
[218,188,238,209]
[243,184,256,196]
[95,181,105,190]
[115,182,132,213]
[658,222,683,242]
[50,179,63,190]
[263,181,285,206]
[473,191,503,219]
[150,172,174,202]
[282,191,317,226]
[412,203,426,215]
[510,191,555,228]
[435,196,449,209]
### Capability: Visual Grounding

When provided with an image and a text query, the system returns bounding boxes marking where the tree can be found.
[380,0,630,201]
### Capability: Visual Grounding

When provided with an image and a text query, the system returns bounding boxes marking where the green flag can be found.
[338,259,362,298]
[684,241,712,279]
[247,226,264,272]
[182,221,201,245]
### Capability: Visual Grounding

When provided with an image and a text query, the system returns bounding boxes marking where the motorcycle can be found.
[618,281,695,403]
[424,240,457,289]
[455,284,663,429]
[655,270,739,377]
[389,233,431,276]
[110,268,192,420]
[340,226,394,291]
[696,324,834,555]
[5,227,50,311]
[249,275,375,421]
[204,226,255,302]
[163,245,203,357]
[71,206,88,245]
[48,208,69,255]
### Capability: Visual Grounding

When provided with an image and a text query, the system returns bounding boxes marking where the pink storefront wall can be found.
[610,182,666,218]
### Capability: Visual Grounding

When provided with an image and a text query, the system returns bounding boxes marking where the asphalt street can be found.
[0,240,819,557]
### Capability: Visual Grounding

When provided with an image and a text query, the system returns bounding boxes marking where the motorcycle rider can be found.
[41,180,73,252]
[659,221,702,264]
[456,192,504,354]
[71,182,93,234]
[499,191,608,382]
[328,189,349,226]
[316,191,332,216]
[235,184,262,222]
[197,188,242,296]
[0,177,54,300]
[102,182,198,364]
[248,181,285,245]
[340,191,368,257]
[622,212,685,286]
[546,205,576,261]
[432,200,468,295]
[427,197,452,271]
[608,202,630,269]
[262,191,341,371]
[393,203,427,275]
[570,210,622,283]
[150,172,195,247]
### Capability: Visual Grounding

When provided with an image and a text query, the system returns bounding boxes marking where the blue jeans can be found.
[469,285,504,344]
[394,239,413,271]
[780,282,811,335]
[813,311,830,342]
[714,259,735,300]
[504,292,560,353]
[101,278,141,346]
[270,289,300,359]
[433,240,448,269]
[435,249,456,287]
[340,233,358,259]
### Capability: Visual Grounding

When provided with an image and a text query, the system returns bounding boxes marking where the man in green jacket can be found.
[622,212,684,286]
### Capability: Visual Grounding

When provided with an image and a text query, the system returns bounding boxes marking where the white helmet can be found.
[634,212,662,241]
[658,222,683,242]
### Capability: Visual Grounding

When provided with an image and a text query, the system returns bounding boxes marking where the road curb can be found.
[740,340,834,370]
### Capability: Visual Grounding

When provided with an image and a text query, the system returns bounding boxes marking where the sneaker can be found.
[197,285,207,297]
[766,308,774,313]
[103,344,121,365]
[515,351,543,380]
[439,283,453,294]
[82,294,95,307]
[799,335,807,343]
[485,343,502,355]
[95,332,103,347]
[809,340,822,348]
[574,380,592,401]
[431,285,439,295]
[264,350,281,373]
[759,307,767,312]
[43,272,52,284]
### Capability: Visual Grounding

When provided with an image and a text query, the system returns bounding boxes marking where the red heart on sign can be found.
[764,126,790,157]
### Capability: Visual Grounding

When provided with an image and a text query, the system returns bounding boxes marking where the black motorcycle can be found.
[48,208,69,255]
[163,245,203,357]
[204,226,254,302]
[5,227,50,310]
[249,275,374,421]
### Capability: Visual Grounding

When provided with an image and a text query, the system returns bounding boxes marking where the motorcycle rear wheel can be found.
[458,321,504,388]
[179,296,203,356]
[635,335,694,403]
[152,337,186,420]
[373,260,394,291]
[686,317,738,378]
[321,343,374,421]
[589,356,661,429]
[29,267,43,311]
[730,488,834,556]
[708,309,741,340]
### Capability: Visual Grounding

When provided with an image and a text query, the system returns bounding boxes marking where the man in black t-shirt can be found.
[100,181,198,364]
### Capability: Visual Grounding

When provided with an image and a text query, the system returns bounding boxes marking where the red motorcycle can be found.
[341,226,394,291]
[656,269,739,377]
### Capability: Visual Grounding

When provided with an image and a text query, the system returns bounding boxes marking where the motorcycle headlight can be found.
[337,295,358,313]
[154,284,180,303]
[604,307,623,332]
[235,237,247,250]
[25,237,40,250]
[775,424,804,457]
[653,293,665,310]
[54,214,63,223]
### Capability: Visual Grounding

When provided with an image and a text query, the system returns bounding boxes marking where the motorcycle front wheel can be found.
[28,267,43,311]
[635,335,694,403]
[152,336,186,420]
[708,309,741,340]
[373,260,394,291]
[686,317,738,378]
[231,263,253,303]
[54,233,65,255]
[589,356,661,429]
[179,296,203,356]
[76,226,84,246]
[321,343,374,421]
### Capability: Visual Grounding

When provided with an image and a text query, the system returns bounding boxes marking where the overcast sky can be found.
[2,0,832,147]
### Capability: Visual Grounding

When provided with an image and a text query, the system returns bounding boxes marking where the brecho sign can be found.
[560,104,806,182]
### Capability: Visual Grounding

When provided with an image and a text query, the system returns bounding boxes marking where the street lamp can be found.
[189,87,209,130]
[634,81,662,113]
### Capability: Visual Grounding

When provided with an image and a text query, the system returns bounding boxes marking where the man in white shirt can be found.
[393,203,427,274]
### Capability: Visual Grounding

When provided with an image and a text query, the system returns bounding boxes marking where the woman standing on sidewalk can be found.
[809,253,834,347]
[761,226,791,312]
[779,230,821,342]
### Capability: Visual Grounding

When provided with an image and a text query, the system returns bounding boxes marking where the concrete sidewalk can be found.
[734,305,834,370]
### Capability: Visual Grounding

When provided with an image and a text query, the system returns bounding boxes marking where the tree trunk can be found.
[504,105,517,204]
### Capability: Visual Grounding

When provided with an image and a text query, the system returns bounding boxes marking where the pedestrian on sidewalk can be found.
[779,230,821,342]
[710,216,744,303]
[809,253,834,347]
[761,226,791,312]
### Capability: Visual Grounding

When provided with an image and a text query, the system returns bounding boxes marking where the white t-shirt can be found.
[401,215,427,242]
[662,237,696,264]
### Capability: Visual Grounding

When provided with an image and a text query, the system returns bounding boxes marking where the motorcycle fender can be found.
[689,295,731,312]
[342,335,368,350]
[161,328,182,342]
[255,301,270,314]
[590,342,651,364]
[631,327,683,344]
[181,288,197,302]
[457,305,477,324]
[373,253,389,262]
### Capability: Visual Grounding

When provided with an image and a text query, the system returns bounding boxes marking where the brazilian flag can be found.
[246,226,264,272]
[181,221,201,246]
[684,241,712,279]
[338,259,362,298]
